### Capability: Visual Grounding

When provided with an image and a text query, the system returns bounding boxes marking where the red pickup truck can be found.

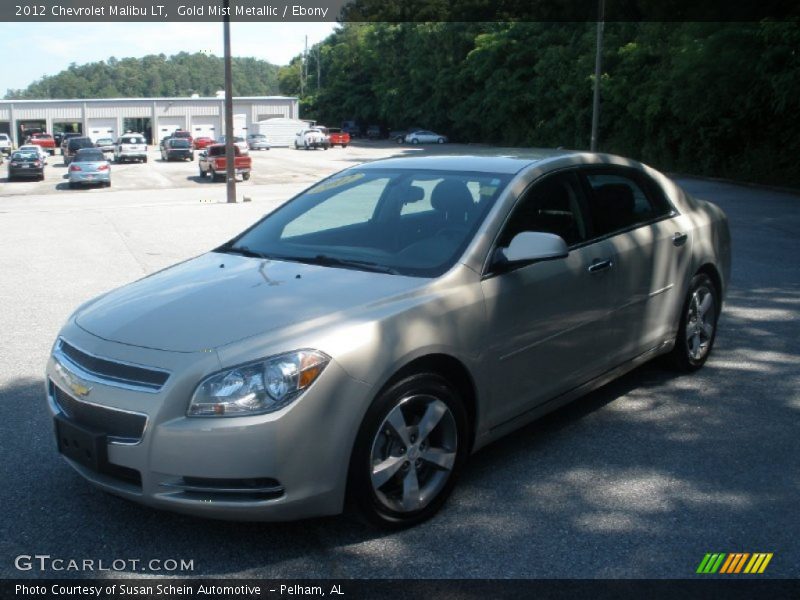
[28,133,57,155]
[325,127,350,148]
[198,144,252,181]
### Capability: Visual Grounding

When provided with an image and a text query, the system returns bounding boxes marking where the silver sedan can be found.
[68,148,111,188]
[46,151,730,527]
[404,130,448,144]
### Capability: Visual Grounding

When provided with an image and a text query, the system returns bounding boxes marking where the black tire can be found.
[437,138,445,144]
[199,166,206,178]
[68,182,77,189]
[342,144,348,148]
[242,172,250,181]
[411,138,419,145]
[347,373,468,529]
[667,272,719,372]
[143,157,148,163]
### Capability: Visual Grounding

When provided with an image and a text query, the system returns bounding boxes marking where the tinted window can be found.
[75,150,105,161]
[499,172,587,247]
[583,170,669,236]
[170,140,191,148]
[68,138,93,150]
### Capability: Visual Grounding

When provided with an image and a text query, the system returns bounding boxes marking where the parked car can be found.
[60,132,83,154]
[7,149,44,181]
[294,128,329,150]
[390,129,410,144]
[45,151,730,527]
[0,133,13,156]
[63,137,95,166]
[217,135,249,154]
[341,120,361,138]
[366,125,382,139]
[68,148,111,188]
[172,130,193,147]
[94,138,115,153]
[114,133,148,163]
[325,127,350,148]
[404,130,448,144]
[247,134,271,151]
[160,138,194,161]
[198,143,252,181]
[28,133,56,155]
[18,144,49,163]
[193,136,215,150]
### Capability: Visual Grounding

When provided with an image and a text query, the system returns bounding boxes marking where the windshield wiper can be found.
[288,254,400,275]
[217,245,271,259]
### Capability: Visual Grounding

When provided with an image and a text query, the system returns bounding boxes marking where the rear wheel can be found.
[667,273,719,371]
[348,373,468,528]
[242,172,250,181]
[411,138,419,145]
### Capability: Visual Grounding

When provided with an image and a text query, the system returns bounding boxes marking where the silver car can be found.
[247,134,271,151]
[405,130,448,144]
[46,151,730,527]
[68,148,111,188]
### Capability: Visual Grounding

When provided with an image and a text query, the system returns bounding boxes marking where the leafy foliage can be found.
[5,52,280,99]
[280,22,799,187]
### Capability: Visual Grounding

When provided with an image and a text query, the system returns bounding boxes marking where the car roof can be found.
[356,151,570,174]
[354,151,646,175]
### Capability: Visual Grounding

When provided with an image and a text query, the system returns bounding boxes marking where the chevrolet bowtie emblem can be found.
[54,361,93,398]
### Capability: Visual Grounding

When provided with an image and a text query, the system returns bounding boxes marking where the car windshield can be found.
[75,150,105,161]
[12,152,37,160]
[223,168,512,277]
[170,140,191,148]
[96,138,112,144]
[173,131,190,137]
[251,135,266,140]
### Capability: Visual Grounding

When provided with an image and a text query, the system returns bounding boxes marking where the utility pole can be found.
[223,0,235,203]
[590,0,604,152]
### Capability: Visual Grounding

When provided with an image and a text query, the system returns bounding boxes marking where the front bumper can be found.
[46,324,370,521]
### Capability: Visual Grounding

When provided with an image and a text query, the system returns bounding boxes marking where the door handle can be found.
[587,259,613,273]
[672,232,688,247]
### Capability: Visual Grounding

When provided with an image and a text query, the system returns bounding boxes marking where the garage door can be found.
[156,117,186,142]
[191,119,219,140]
[88,118,116,142]
[234,114,247,139]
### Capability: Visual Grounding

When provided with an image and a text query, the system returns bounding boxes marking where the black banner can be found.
[4,579,800,600]
[3,0,800,22]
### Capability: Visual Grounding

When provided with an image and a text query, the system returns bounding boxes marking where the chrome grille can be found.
[56,339,169,392]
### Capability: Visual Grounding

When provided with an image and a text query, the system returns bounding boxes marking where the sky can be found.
[0,22,338,93]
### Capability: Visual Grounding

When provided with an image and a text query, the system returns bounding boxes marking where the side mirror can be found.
[494,231,568,270]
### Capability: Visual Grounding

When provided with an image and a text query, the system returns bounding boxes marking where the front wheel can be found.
[411,138,419,145]
[348,373,468,528]
[437,138,445,144]
[242,172,250,181]
[667,273,719,371]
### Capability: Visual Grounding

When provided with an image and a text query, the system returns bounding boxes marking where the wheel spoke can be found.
[685,322,695,341]
[698,293,713,317]
[421,447,456,471]
[386,408,411,447]
[401,467,421,511]
[418,400,447,442]
[688,333,700,357]
[701,321,715,338]
[371,455,405,488]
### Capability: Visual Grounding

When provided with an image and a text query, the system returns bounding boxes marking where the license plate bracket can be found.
[54,414,107,472]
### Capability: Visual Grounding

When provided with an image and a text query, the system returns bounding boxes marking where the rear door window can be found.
[582,169,672,237]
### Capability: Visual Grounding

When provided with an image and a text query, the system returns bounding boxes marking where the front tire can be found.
[667,273,719,371]
[348,373,468,528]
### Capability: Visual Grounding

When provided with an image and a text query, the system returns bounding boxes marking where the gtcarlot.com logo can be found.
[14,554,194,573]
[696,552,773,574]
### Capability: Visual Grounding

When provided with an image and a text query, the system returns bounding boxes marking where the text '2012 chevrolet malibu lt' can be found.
[47,151,730,527]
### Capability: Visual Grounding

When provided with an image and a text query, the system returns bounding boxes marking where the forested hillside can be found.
[5,52,280,99]
[280,22,799,186]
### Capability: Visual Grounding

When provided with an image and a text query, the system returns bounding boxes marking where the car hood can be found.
[75,252,425,353]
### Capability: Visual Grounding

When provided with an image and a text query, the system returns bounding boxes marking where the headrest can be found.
[431,179,474,219]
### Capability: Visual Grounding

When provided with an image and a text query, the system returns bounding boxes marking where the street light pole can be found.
[590,0,605,152]
[223,0,236,203]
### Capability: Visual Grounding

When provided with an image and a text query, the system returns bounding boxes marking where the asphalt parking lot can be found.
[1,142,798,579]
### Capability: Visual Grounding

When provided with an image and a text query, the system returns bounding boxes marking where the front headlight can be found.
[188,350,330,417]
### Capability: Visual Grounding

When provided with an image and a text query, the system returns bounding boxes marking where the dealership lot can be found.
[1,143,799,578]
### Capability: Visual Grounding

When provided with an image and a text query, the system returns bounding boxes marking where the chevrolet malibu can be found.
[47,151,730,527]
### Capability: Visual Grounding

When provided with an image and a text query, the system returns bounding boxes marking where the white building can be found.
[0,96,299,145]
